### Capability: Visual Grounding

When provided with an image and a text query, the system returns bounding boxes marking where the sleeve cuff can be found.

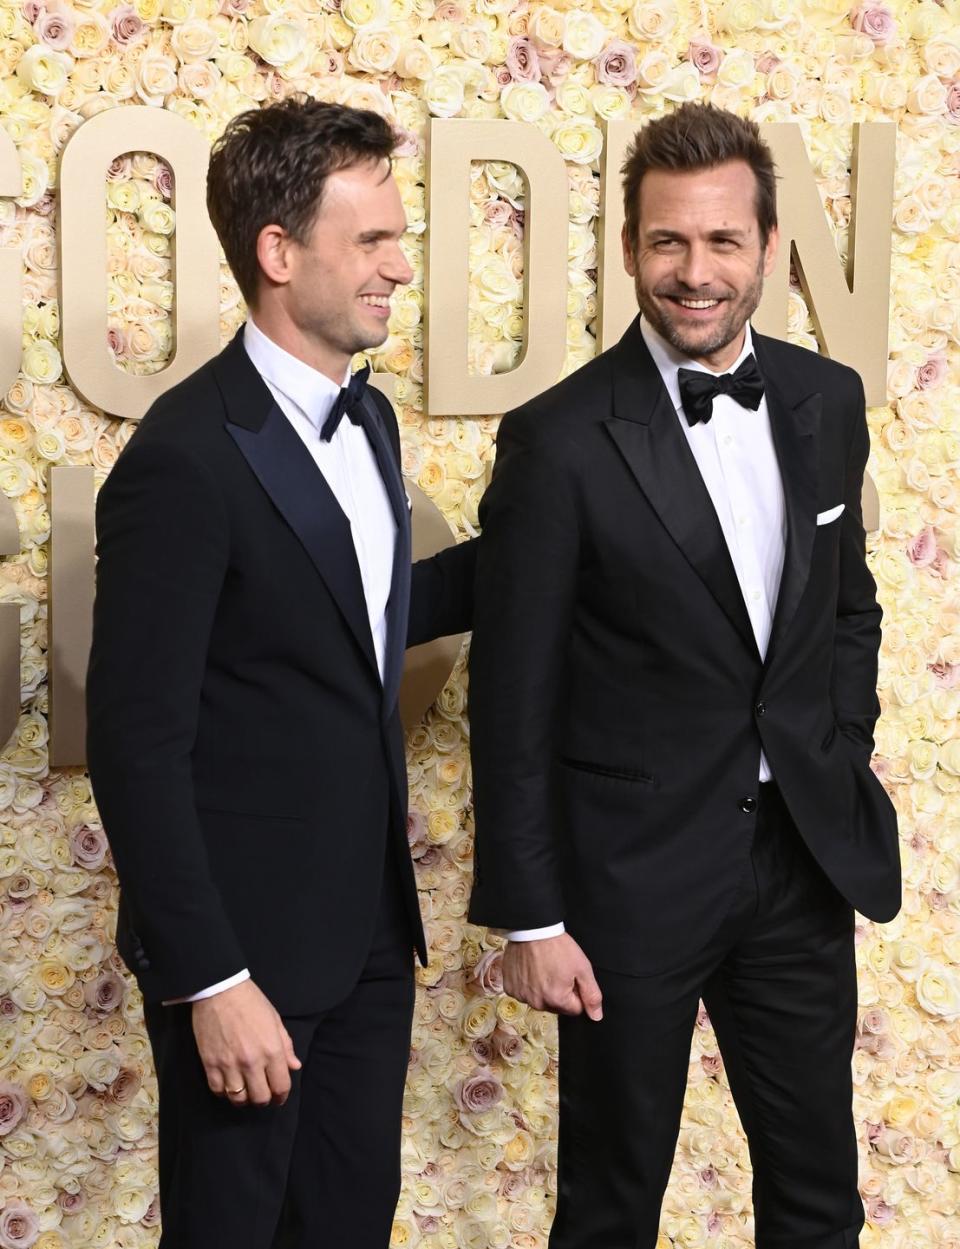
[162,968,251,1005]
[506,923,566,942]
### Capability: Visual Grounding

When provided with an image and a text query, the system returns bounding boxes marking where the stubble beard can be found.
[633,252,766,363]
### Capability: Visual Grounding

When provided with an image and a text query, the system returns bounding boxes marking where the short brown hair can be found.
[207,98,397,305]
[621,103,778,251]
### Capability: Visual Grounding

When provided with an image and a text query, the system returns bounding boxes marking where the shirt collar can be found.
[639,317,755,417]
[243,319,350,434]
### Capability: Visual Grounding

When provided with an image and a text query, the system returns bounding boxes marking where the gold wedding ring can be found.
[226,1085,246,1095]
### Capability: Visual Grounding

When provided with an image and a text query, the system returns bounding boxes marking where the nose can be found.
[675,240,714,291]
[384,241,414,288]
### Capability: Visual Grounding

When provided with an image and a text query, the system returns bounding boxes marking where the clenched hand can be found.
[192,979,302,1107]
[502,933,603,1020]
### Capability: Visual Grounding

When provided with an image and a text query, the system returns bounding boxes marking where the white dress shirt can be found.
[166,320,397,1002]
[509,318,786,944]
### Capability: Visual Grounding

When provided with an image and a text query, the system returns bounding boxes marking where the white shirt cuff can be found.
[506,923,566,942]
[162,968,251,1005]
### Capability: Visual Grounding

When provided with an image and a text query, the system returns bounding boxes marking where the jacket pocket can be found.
[560,757,655,785]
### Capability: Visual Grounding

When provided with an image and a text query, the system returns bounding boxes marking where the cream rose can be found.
[628,0,678,42]
[248,16,306,67]
[500,81,550,123]
[16,45,73,94]
[562,11,606,61]
[527,7,565,51]
[348,27,400,73]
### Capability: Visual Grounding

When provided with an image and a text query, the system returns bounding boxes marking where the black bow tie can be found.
[677,354,764,426]
[320,365,371,442]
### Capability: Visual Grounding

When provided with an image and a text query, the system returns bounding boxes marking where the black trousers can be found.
[143,856,415,1249]
[552,783,863,1249]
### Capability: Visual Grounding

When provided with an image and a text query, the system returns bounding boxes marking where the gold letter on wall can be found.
[0,129,22,395]
[425,120,568,416]
[597,120,635,352]
[59,107,220,422]
[49,466,94,767]
[755,123,895,407]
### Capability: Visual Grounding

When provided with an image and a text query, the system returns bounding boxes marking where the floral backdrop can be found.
[0,0,957,1245]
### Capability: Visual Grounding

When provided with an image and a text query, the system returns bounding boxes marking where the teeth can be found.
[676,298,719,309]
[360,295,389,307]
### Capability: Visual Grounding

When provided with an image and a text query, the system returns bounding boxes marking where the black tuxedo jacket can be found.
[468,318,900,974]
[87,329,475,1014]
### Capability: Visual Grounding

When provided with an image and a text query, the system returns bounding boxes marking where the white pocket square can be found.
[816,504,845,526]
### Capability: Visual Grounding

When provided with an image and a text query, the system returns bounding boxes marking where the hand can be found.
[192,979,302,1108]
[502,933,603,1020]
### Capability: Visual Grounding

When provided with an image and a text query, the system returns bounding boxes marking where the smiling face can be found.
[622,159,779,372]
[255,157,413,382]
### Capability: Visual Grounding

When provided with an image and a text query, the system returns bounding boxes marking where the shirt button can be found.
[750,590,761,602]
[737,515,749,527]
[723,436,734,447]
[756,701,766,716]
[739,796,757,814]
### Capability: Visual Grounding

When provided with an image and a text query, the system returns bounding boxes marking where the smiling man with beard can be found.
[469,102,900,1247]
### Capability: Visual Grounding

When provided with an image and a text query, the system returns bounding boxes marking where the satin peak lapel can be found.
[765,373,821,665]
[604,327,759,659]
[356,390,411,718]
[226,402,379,678]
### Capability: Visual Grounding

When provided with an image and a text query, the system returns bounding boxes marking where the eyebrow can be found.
[357,228,402,243]
[646,227,749,242]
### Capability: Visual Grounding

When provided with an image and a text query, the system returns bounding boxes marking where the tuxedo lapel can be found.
[357,390,411,719]
[604,321,759,659]
[212,332,379,679]
[757,338,822,666]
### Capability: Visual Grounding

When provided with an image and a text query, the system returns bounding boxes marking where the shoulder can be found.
[754,332,863,405]
[135,357,226,447]
[498,347,615,454]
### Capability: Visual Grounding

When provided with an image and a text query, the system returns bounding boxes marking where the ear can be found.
[256,223,295,288]
[621,222,636,278]
[762,224,779,278]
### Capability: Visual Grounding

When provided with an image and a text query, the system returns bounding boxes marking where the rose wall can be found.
[0,0,957,1245]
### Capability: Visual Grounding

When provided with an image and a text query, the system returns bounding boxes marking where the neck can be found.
[693,326,747,373]
[248,303,349,387]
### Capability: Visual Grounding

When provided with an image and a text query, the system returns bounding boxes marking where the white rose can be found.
[589,83,631,120]
[248,16,307,67]
[555,79,593,116]
[500,81,550,123]
[450,26,491,62]
[907,74,948,116]
[16,45,73,95]
[424,71,465,119]
[348,27,400,73]
[340,0,390,29]
[170,18,218,61]
[553,119,603,166]
[562,11,606,61]
[527,6,565,50]
[628,0,678,43]
[394,41,435,79]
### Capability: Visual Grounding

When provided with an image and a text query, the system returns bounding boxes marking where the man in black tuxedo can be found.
[87,100,474,1249]
[469,102,900,1247]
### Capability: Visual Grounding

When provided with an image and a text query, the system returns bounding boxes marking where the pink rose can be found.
[0,1082,27,1136]
[107,328,127,360]
[688,39,721,77]
[36,9,75,50]
[455,1068,503,1114]
[866,1197,896,1226]
[493,1025,523,1064]
[506,36,541,83]
[219,0,250,12]
[407,810,427,859]
[865,1121,883,1143]
[21,1,43,23]
[860,1008,888,1035]
[107,1067,142,1104]
[906,526,937,567]
[484,201,513,227]
[106,155,131,182]
[537,49,571,81]
[0,1202,39,1249]
[433,0,464,19]
[929,662,959,689]
[142,1197,161,1227]
[57,1192,85,1215]
[595,39,637,88]
[849,3,895,46]
[916,353,946,390]
[153,160,173,200]
[929,548,952,579]
[699,1167,718,1188]
[700,1053,723,1077]
[756,51,780,73]
[84,971,126,1013]
[415,1214,440,1234]
[471,1037,494,1064]
[70,824,109,870]
[494,66,512,87]
[109,4,145,45]
[393,127,418,158]
[471,949,503,995]
[947,80,960,121]
[0,999,18,1020]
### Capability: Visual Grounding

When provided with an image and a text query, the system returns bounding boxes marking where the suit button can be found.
[755,701,766,717]
[136,957,151,972]
[739,796,757,814]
